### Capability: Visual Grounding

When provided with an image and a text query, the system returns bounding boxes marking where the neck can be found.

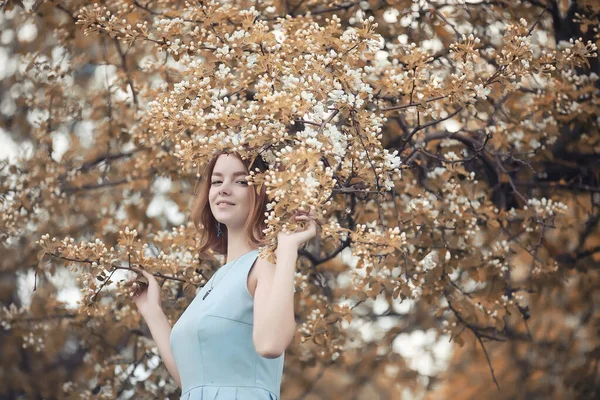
[223,226,255,264]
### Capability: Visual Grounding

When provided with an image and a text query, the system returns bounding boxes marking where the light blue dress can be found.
[170,249,284,400]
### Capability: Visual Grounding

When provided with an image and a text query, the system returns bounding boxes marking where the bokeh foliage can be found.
[1,0,599,399]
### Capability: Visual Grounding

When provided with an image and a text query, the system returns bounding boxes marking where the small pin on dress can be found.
[202,251,242,300]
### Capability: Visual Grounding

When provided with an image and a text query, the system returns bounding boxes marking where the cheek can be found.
[241,191,253,210]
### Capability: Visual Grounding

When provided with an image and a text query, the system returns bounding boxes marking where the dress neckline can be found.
[222,248,258,266]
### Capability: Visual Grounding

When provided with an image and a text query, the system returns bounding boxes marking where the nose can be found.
[218,181,232,195]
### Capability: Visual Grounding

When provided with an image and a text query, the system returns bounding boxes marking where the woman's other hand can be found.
[277,207,321,251]
[130,267,162,317]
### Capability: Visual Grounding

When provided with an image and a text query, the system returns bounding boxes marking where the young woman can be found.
[131,151,319,399]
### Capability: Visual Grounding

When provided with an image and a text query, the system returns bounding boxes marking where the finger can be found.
[297,216,318,225]
[296,213,316,219]
[132,267,152,279]
[140,270,153,279]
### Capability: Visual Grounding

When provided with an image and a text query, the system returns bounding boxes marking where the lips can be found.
[216,200,235,206]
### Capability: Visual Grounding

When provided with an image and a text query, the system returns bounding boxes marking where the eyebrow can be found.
[211,171,248,177]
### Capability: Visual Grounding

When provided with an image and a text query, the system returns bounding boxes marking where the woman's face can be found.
[208,154,253,230]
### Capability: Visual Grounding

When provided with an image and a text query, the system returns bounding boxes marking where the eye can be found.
[211,180,247,185]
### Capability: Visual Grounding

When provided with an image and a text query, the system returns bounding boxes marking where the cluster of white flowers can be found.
[388,226,406,242]
[238,6,261,19]
[153,223,188,242]
[427,167,447,179]
[155,17,187,34]
[343,64,374,96]
[214,62,232,81]
[325,124,348,161]
[449,33,481,63]
[327,79,366,108]
[294,271,309,295]
[525,197,568,218]
[383,148,401,171]
[387,69,409,86]
[340,27,359,44]
[499,26,534,73]
[21,330,45,352]
[489,239,510,254]
[494,293,524,309]
[382,148,401,190]
[473,84,491,99]
[301,173,321,198]
[62,381,73,393]
[296,126,322,151]
[407,195,439,220]
[482,239,511,272]
[215,44,233,59]
[225,29,250,43]
[114,303,132,322]
[508,129,528,150]
[366,36,384,53]
[120,226,138,236]
[165,38,184,55]
[0,303,30,330]
[279,73,301,91]
[532,260,560,276]
[406,275,423,295]
[244,53,258,68]
[302,102,328,123]
[298,300,326,336]
[383,177,395,191]
[489,257,510,272]
[416,250,438,272]
[561,70,599,86]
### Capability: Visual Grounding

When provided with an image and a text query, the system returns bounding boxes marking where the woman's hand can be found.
[277,207,321,251]
[130,267,162,318]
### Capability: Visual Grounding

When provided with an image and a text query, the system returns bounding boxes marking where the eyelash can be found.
[211,180,248,185]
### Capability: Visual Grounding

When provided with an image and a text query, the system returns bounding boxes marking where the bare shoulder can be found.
[247,254,276,298]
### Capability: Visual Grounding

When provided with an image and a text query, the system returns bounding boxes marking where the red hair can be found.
[190,151,270,259]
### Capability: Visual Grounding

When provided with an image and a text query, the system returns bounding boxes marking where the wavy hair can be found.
[190,151,270,259]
